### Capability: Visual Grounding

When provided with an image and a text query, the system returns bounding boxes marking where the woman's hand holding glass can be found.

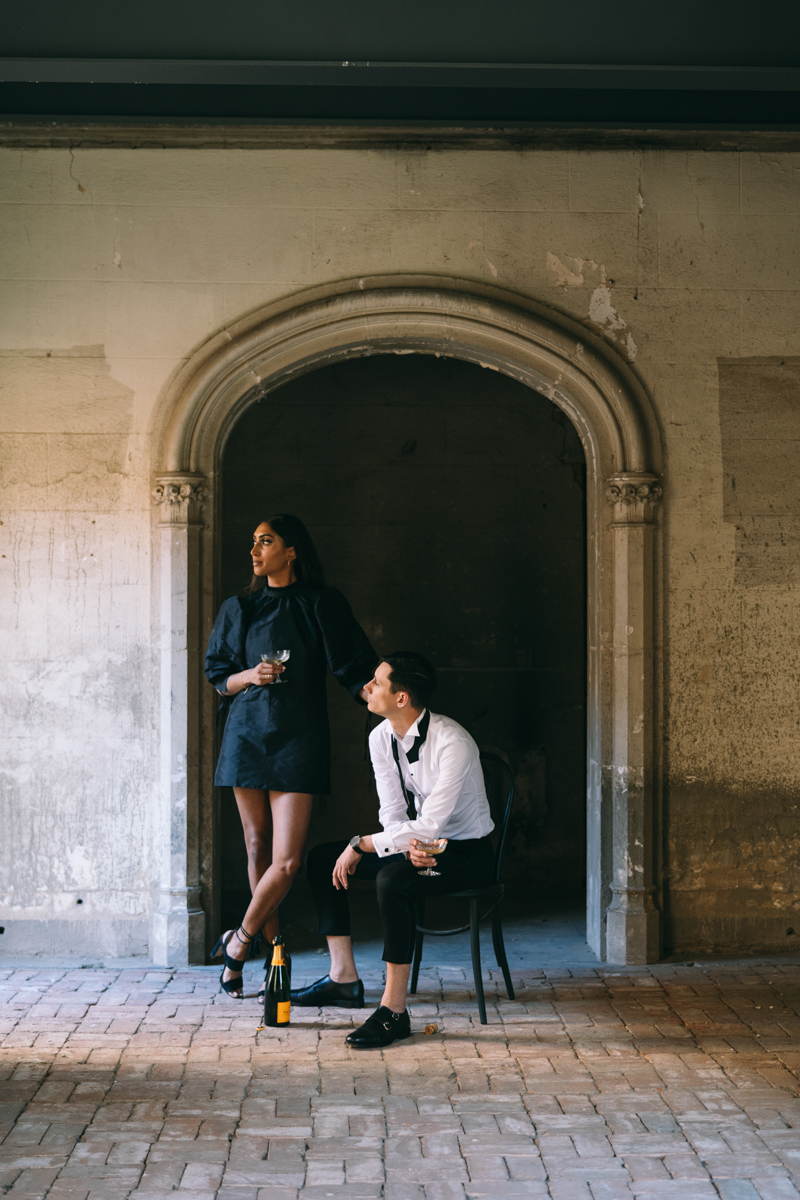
[232,661,285,690]
[261,650,290,683]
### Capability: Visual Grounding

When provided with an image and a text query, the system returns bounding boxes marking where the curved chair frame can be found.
[409,752,516,1024]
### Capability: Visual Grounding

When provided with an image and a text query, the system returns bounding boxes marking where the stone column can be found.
[604,474,662,965]
[151,475,207,966]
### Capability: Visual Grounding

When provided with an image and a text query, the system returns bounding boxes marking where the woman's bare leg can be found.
[233,788,279,945]
[222,791,313,987]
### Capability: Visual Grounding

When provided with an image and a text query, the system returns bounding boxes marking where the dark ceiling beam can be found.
[4,60,800,92]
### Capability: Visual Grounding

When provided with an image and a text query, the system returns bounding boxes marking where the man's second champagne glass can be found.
[262,649,291,684]
[414,839,447,877]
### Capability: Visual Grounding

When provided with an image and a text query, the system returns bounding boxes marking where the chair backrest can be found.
[479,752,515,885]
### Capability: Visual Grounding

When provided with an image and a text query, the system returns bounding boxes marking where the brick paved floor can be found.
[3,941,800,1200]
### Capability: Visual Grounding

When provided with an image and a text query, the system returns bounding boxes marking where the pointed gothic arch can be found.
[149,277,663,966]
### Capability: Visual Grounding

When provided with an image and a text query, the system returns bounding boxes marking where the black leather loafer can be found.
[345,1005,411,1048]
[290,974,365,1008]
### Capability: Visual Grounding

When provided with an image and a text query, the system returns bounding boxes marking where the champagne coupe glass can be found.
[414,839,447,877]
[261,650,291,684]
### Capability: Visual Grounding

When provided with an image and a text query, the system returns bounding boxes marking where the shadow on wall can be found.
[658,355,800,955]
[216,354,587,929]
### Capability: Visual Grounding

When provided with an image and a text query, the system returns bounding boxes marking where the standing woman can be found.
[205,513,378,998]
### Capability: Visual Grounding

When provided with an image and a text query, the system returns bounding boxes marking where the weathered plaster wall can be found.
[1,143,798,957]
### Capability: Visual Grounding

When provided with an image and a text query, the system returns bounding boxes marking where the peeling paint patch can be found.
[588,286,638,361]
[546,253,637,361]
[547,251,589,288]
[468,240,500,278]
[0,346,134,434]
[719,357,800,585]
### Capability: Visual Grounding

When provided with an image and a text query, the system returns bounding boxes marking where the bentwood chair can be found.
[409,752,516,1024]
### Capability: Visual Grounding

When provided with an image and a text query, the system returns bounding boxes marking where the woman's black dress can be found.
[205,582,378,794]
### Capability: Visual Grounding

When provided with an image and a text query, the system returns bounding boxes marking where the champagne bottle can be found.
[264,936,290,1027]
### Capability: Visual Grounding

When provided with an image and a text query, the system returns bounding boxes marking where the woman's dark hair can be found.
[244,513,326,593]
[381,651,437,710]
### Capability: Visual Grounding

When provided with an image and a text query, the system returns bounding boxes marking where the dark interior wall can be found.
[218,354,586,915]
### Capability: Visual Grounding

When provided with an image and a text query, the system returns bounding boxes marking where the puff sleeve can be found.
[205,596,248,693]
[314,587,379,702]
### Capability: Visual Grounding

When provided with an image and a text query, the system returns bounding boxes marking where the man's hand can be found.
[332,845,362,890]
[408,838,447,869]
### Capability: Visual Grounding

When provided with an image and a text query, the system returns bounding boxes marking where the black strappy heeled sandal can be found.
[211,925,257,998]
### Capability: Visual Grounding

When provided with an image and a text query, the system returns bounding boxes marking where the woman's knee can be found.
[243,829,271,865]
[272,853,303,879]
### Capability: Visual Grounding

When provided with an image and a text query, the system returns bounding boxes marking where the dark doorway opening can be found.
[218,354,587,946]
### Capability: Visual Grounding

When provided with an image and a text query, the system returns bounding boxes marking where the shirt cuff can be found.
[371,830,397,857]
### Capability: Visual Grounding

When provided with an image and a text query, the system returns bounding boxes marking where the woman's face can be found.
[251,523,295,577]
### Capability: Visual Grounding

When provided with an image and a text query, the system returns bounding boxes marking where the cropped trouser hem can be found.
[305,836,493,964]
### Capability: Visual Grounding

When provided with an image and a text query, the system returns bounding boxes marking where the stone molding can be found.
[152,277,660,479]
[152,474,206,525]
[4,122,800,153]
[150,474,206,966]
[606,473,663,524]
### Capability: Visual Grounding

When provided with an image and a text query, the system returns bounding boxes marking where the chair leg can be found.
[410,899,425,995]
[469,896,487,1025]
[491,905,515,1001]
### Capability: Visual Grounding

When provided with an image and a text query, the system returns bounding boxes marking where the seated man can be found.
[291,651,495,1048]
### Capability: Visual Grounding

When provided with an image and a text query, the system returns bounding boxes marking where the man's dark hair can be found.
[381,652,437,710]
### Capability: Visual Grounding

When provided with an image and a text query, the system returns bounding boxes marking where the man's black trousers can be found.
[305,837,494,964]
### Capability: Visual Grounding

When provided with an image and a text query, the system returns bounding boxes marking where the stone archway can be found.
[149,277,663,967]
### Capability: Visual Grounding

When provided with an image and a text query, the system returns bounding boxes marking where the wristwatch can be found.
[349,834,363,855]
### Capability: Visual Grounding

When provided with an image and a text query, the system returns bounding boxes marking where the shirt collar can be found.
[395,708,430,754]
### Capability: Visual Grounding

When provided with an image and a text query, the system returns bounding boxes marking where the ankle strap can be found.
[237,924,257,944]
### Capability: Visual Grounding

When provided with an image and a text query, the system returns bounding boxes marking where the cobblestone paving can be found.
[2,957,800,1200]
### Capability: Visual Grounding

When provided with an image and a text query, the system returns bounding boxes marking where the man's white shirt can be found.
[370,710,494,857]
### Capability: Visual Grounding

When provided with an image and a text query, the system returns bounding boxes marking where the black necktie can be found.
[391,710,431,819]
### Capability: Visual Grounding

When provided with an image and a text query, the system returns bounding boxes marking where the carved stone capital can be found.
[152,474,206,525]
[605,473,662,524]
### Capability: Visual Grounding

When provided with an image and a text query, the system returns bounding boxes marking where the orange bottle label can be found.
[277,1001,290,1024]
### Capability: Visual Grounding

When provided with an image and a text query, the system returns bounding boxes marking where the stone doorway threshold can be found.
[0,888,595,973]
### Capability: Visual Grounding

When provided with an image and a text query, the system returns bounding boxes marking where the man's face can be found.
[365,662,406,716]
